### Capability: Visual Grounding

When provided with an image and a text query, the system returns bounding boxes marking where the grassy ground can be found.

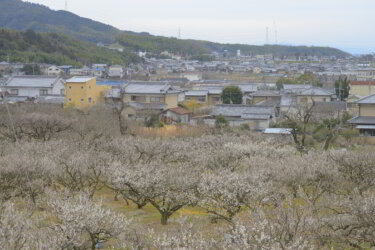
[94,187,227,235]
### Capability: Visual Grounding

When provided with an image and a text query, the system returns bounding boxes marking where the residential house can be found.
[108,65,124,78]
[3,76,64,100]
[193,86,223,106]
[353,68,375,81]
[160,107,192,124]
[347,94,375,137]
[64,76,109,109]
[70,67,92,76]
[47,66,64,76]
[0,61,10,71]
[192,104,277,129]
[184,90,209,106]
[247,91,281,105]
[350,81,375,97]
[123,83,181,110]
[295,88,335,105]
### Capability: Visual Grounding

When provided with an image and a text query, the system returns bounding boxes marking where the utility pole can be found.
[265,27,269,45]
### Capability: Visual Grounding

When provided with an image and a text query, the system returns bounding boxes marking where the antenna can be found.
[65,0,68,11]
[265,27,269,45]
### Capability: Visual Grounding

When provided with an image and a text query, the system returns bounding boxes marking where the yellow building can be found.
[64,76,109,109]
[350,81,375,97]
[348,94,375,137]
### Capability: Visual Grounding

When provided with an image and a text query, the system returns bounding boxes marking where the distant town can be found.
[1,51,374,137]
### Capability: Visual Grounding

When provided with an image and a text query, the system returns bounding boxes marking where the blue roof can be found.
[97,81,127,86]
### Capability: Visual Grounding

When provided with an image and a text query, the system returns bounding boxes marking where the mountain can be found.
[0,0,351,58]
[0,29,142,66]
[0,0,121,43]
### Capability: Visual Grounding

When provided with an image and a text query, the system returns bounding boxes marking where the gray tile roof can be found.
[283,84,312,90]
[196,87,223,95]
[239,84,258,93]
[5,76,62,88]
[185,90,208,96]
[356,94,375,104]
[251,91,281,97]
[125,83,180,94]
[347,116,375,125]
[212,104,275,118]
[298,88,334,96]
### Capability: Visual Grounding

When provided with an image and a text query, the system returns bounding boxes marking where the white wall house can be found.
[47,66,64,76]
[108,65,124,78]
[3,76,65,99]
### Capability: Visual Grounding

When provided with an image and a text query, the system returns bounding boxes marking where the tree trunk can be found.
[137,202,147,209]
[160,212,171,225]
[323,134,334,151]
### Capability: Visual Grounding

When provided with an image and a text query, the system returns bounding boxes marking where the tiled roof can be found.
[212,104,275,117]
[251,91,281,97]
[283,84,312,90]
[298,88,334,96]
[347,116,375,125]
[238,84,258,93]
[5,76,62,88]
[356,94,375,104]
[185,90,208,96]
[125,83,179,94]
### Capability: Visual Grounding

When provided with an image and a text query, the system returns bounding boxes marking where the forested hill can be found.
[0,29,142,66]
[0,0,350,58]
[116,33,350,58]
[0,0,121,43]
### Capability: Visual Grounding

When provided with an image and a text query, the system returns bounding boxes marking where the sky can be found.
[25,0,375,54]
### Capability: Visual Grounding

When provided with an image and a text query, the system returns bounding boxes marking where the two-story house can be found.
[124,83,180,109]
[348,94,375,136]
[64,76,109,109]
[3,76,65,101]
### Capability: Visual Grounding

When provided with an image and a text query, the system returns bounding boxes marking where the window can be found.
[60,89,64,96]
[10,89,18,96]
[322,98,326,102]
[81,86,84,89]
[197,96,206,102]
[69,86,72,89]
[300,97,308,103]
[81,98,84,102]
[131,96,146,102]
[150,96,164,103]
[214,96,221,103]
[88,97,92,103]
[68,98,72,102]
[39,89,48,96]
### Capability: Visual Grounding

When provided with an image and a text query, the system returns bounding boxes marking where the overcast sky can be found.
[25,0,375,54]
